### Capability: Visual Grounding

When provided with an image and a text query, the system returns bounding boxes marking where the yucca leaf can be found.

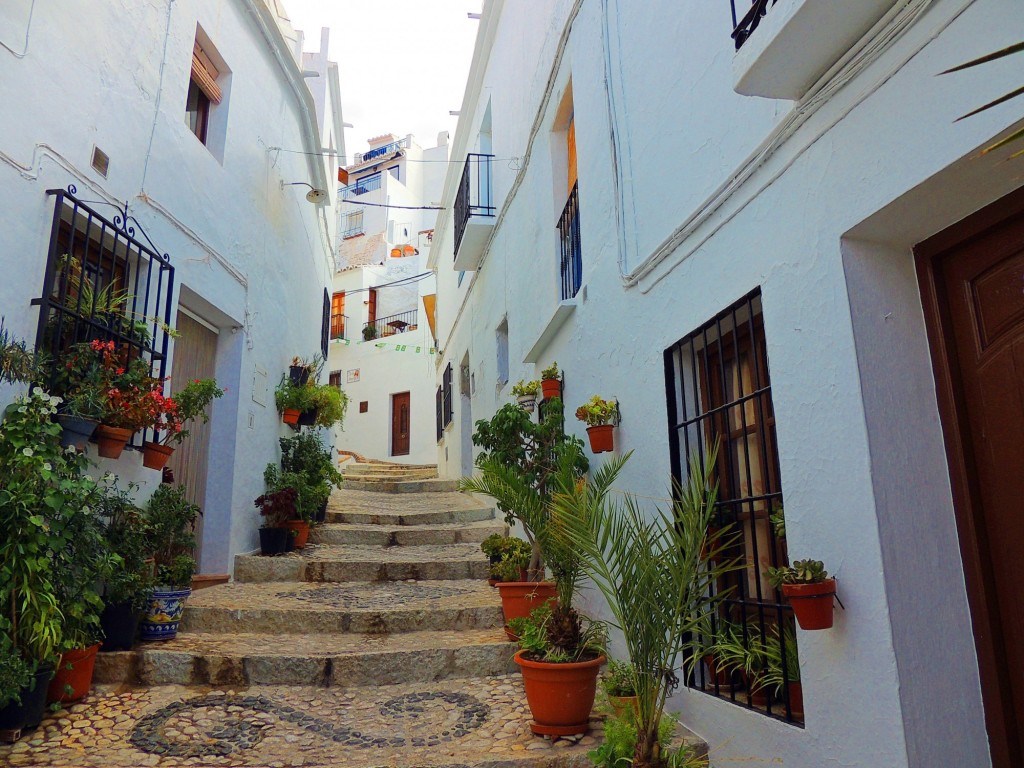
[940,41,1024,74]
[955,84,1024,122]
[980,125,1024,155]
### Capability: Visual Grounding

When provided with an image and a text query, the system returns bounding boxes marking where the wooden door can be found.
[166,310,218,567]
[917,191,1024,768]
[331,292,345,339]
[368,288,378,325]
[392,392,410,456]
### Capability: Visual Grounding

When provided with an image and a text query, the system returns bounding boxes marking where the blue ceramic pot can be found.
[139,587,192,641]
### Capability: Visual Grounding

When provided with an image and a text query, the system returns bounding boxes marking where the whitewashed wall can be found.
[0,0,335,574]
[430,0,1024,765]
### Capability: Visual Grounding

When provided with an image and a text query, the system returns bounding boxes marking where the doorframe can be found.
[914,185,1024,768]
[390,391,411,457]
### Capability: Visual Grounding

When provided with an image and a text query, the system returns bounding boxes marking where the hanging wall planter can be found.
[289,365,311,386]
[55,414,99,451]
[585,424,614,453]
[142,442,174,470]
[517,394,537,412]
[781,579,837,630]
[95,425,133,459]
[282,408,301,426]
[297,408,319,427]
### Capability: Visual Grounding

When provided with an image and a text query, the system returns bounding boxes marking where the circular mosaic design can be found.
[275,582,473,610]
[130,691,490,758]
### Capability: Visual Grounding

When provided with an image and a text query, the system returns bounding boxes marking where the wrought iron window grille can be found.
[557,182,582,301]
[453,153,495,256]
[663,288,802,725]
[730,0,779,50]
[32,184,175,448]
[330,313,348,341]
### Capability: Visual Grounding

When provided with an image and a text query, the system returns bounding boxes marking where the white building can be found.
[325,133,447,464]
[0,0,343,576]
[429,1,1024,766]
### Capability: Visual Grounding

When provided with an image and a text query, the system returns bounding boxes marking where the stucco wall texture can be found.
[430,0,1023,766]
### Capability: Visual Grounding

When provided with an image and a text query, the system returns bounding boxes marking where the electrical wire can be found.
[335,271,434,297]
[338,199,446,211]
[269,146,523,165]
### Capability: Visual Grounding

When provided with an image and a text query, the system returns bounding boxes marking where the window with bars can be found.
[663,289,802,725]
[341,210,364,240]
[435,363,453,443]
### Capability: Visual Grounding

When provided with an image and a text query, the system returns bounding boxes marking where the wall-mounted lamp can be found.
[282,181,328,204]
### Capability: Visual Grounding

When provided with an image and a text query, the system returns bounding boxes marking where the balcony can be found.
[353,137,408,165]
[362,309,418,340]
[557,182,582,301]
[453,154,495,271]
[340,172,382,200]
[330,313,348,341]
[730,0,897,100]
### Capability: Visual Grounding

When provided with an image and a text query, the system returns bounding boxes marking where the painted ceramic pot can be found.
[139,587,192,641]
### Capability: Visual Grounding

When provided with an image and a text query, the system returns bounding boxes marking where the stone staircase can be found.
[0,462,626,767]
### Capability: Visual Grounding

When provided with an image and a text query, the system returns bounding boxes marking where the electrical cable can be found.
[337,199,446,211]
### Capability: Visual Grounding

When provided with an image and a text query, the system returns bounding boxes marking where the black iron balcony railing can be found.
[340,172,382,200]
[330,312,348,340]
[730,0,778,50]
[557,182,582,301]
[453,153,495,256]
[362,309,418,340]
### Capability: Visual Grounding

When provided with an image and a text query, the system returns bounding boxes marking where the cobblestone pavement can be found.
[328,488,489,515]
[0,676,597,767]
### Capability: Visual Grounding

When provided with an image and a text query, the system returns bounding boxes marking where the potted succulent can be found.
[575,395,618,453]
[601,659,639,719]
[766,559,836,630]
[256,487,297,555]
[98,481,154,652]
[554,444,742,767]
[511,380,541,412]
[143,378,225,471]
[539,361,561,400]
[362,324,378,341]
[139,485,199,641]
[275,377,315,426]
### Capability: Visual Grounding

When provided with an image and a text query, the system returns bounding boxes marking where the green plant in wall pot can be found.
[766,559,837,630]
[510,380,540,411]
[310,383,349,430]
[575,395,618,453]
[539,361,561,400]
[275,378,315,425]
[139,485,198,641]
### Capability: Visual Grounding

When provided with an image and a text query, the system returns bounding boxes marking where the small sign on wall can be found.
[347,369,360,383]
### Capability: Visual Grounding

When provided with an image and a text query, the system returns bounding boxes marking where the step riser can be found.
[94,643,517,687]
[311,525,506,546]
[234,557,490,583]
[327,508,495,526]
[343,470,439,480]
[343,479,461,493]
[181,606,505,634]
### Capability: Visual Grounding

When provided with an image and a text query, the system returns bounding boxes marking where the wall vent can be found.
[91,146,110,178]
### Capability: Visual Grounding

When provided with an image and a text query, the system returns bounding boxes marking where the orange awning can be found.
[422,294,437,342]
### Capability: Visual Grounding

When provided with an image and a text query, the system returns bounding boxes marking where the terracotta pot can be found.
[282,408,301,426]
[540,378,561,401]
[142,441,174,470]
[95,425,133,459]
[608,694,640,720]
[781,579,836,630]
[496,581,557,640]
[702,654,732,688]
[787,681,804,716]
[283,519,310,549]
[140,587,191,641]
[586,424,614,453]
[488,577,499,587]
[46,644,101,704]
[515,650,604,736]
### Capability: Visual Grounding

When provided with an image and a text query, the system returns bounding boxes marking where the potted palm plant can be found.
[575,395,618,453]
[139,485,198,641]
[511,380,541,412]
[539,361,561,400]
[766,559,836,630]
[554,443,741,767]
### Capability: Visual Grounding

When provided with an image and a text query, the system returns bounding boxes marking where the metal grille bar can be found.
[362,309,418,340]
[330,313,348,340]
[663,288,802,725]
[557,182,582,301]
[729,0,778,50]
[453,153,495,257]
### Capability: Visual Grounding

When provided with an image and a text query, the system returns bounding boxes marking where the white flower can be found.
[66,445,78,454]
[22,447,34,457]
[17,406,27,414]
[31,387,43,397]
[41,462,51,471]
[103,472,116,483]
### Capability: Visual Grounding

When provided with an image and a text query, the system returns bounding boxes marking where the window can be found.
[554,90,581,301]
[331,292,346,340]
[367,288,377,325]
[186,39,222,145]
[342,210,364,239]
[321,288,330,358]
[329,371,342,388]
[496,319,509,387]
[388,165,400,182]
[664,289,802,725]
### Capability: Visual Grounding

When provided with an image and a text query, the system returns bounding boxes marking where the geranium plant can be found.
[575,396,617,427]
[153,378,225,445]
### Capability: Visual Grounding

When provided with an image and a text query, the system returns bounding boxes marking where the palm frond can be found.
[940,41,1024,75]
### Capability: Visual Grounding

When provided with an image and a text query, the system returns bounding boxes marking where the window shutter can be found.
[567,116,577,195]
[191,41,222,104]
[368,288,378,324]
[435,385,443,442]
[442,363,454,427]
[321,288,330,357]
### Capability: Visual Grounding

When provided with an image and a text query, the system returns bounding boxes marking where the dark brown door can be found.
[392,392,410,456]
[917,191,1024,768]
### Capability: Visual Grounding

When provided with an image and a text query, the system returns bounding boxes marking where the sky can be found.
[282,0,482,162]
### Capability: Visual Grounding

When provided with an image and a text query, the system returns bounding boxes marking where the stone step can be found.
[94,629,518,688]
[326,488,494,527]
[181,580,504,634]
[343,465,439,479]
[327,505,495,526]
[311,519,507,546]
[234,543,489,583]
[342,478,461,493]
[0,676,622,767]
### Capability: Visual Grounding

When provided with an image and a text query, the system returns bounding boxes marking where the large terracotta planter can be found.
[496,581,557,640]
[786,681,804,716]
[95,425,133,459]
[283,519,310,549]
[140,587,192,640]
[142,441,174,470]
[282,408,301,426]
[781,579,836,630]
[46,644,101,704]
[586,424,614,453]
[514,650,604,736]
[540,378,561,401]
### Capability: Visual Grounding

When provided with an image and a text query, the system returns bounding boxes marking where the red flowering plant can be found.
[55,339,159,428]
[152,378,225,446]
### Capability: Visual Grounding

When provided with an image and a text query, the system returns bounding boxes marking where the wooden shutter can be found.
[435,385,443,442]
[567,116,577,195]
[191,41,222,104]
[331,292,345,339]
[321,288,330,357]
[368,288,378,324]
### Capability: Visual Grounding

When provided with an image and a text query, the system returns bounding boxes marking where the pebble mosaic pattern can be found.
[275,582,474,609]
